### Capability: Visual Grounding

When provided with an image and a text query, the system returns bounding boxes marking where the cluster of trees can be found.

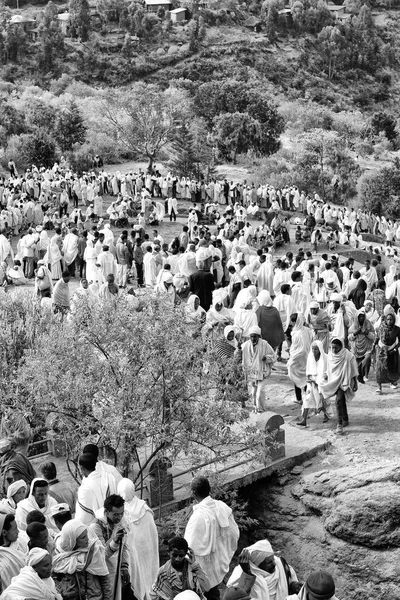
[1,294,261,489]
[358,159,400,219]
[1,95,87,170]
[193,79,284,163]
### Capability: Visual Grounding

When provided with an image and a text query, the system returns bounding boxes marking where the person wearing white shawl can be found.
[99,224,115,247]
[0,481,27,515]
[0,548,62,600]
[227,540,297,600]
[0,232,12,264]
[186,295,206,324]
[297,341,330,427]
[241,325,276,412]
[117,479,158,600]
[206,300,233,333]
[273,284,295,333]
[62,229,79,274]
[16,479,58,533]
[287,570,337,600]
[319,338,358,436]
[234,294,258,342]
[256,254,274,295]
[52,519,112,600]
[326,293,352,346]
[75,454,118,526]
[184,476,239,595]
[0,513,27,593]
[287,313,313,406]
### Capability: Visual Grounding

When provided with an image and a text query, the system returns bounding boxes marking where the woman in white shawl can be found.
[297,341,330,427]
[234,296,258,342]
[287,313,313,406]
[256,254,274,295]
[117,479,158,600]
[52,519,111,600]
[44,237,62,281]
[227,540,297,600]
[319,338,358,435]
[0,547,61,600]
[0,480,27,515]
[206,300,233,334]
[0,514,27,593]
[186,295,206,324]
[84,240,102,285]
[36,230,50,260]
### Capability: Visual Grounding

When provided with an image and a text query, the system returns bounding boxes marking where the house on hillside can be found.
[278,8,293,26]
[57,12,71,35]
[9,14,37,38]
[243,15,261,31]
[144,0,172,12]
[170,7,186,22]
[326,3,350,20]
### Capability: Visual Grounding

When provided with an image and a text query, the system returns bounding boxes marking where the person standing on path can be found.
[184,476,239,600]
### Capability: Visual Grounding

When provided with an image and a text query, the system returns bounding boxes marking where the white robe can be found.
[75,470,117,526]
[143,252,157,286]
[184,496,239,588]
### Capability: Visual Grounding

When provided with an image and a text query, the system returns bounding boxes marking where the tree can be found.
[54,100,87,152]
[12,297,261,488]
[101,84,191,170]
[371,112,397,142]
[213,112,261,163]
[12,130,57,169]
[24,99,57,133]
[0,101,25,136]
[317,25,345,80]
[69,0,91,41]
[168,122,199,177]
[358,162,400,219]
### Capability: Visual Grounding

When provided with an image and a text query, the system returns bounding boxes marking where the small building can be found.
[57,12,71,35]
[170,7,186,22]
[327,4,346,18]
[243,15,261,32]
[9,14,37,34]
[144,0,172,12]
[278,8,293,26]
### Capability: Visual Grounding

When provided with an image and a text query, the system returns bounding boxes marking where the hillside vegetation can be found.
[1,0,400,215]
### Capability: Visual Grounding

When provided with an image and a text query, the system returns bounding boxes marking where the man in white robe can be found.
[75,453,118,526]
[118,479,159,600]
[16,479,58,533]
[0,232,12,263]
[227,539,298,600]
[185,476,239,600]
[62,228,79,277]
[97,245,117,281]
[143,246,157,287]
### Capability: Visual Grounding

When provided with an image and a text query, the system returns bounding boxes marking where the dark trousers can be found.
[295,385,303,402]
[205,586,220,600]
[336,388,348,425]
[169,207,176,222]
[76,257,86,279]
[67,259,76,277]
[136,262,144,286]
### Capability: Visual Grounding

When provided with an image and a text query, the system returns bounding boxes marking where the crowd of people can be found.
[0,438,339,600]
[0,163,400,428]
[0,162,399,600]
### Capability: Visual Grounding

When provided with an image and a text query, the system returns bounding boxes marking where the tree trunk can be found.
[147,154,154,172]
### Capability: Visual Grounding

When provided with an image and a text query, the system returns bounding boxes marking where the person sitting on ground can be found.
[0,514,27,593]
[150,536,210,600]
[286,570,337,600]
[0,480,27,515]
[50,504,72,532]
[38,463,77,515]
[0,547,62,600]
[52,519,112,600]
[16,478,58,533]
[227,539,299,600]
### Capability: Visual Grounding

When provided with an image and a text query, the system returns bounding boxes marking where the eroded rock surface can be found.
[292,462,400,547]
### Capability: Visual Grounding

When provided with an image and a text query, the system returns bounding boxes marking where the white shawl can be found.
[0,566,62,600]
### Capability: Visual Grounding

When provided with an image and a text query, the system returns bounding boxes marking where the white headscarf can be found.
[52,519,108,576]
[117,478,152,524]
